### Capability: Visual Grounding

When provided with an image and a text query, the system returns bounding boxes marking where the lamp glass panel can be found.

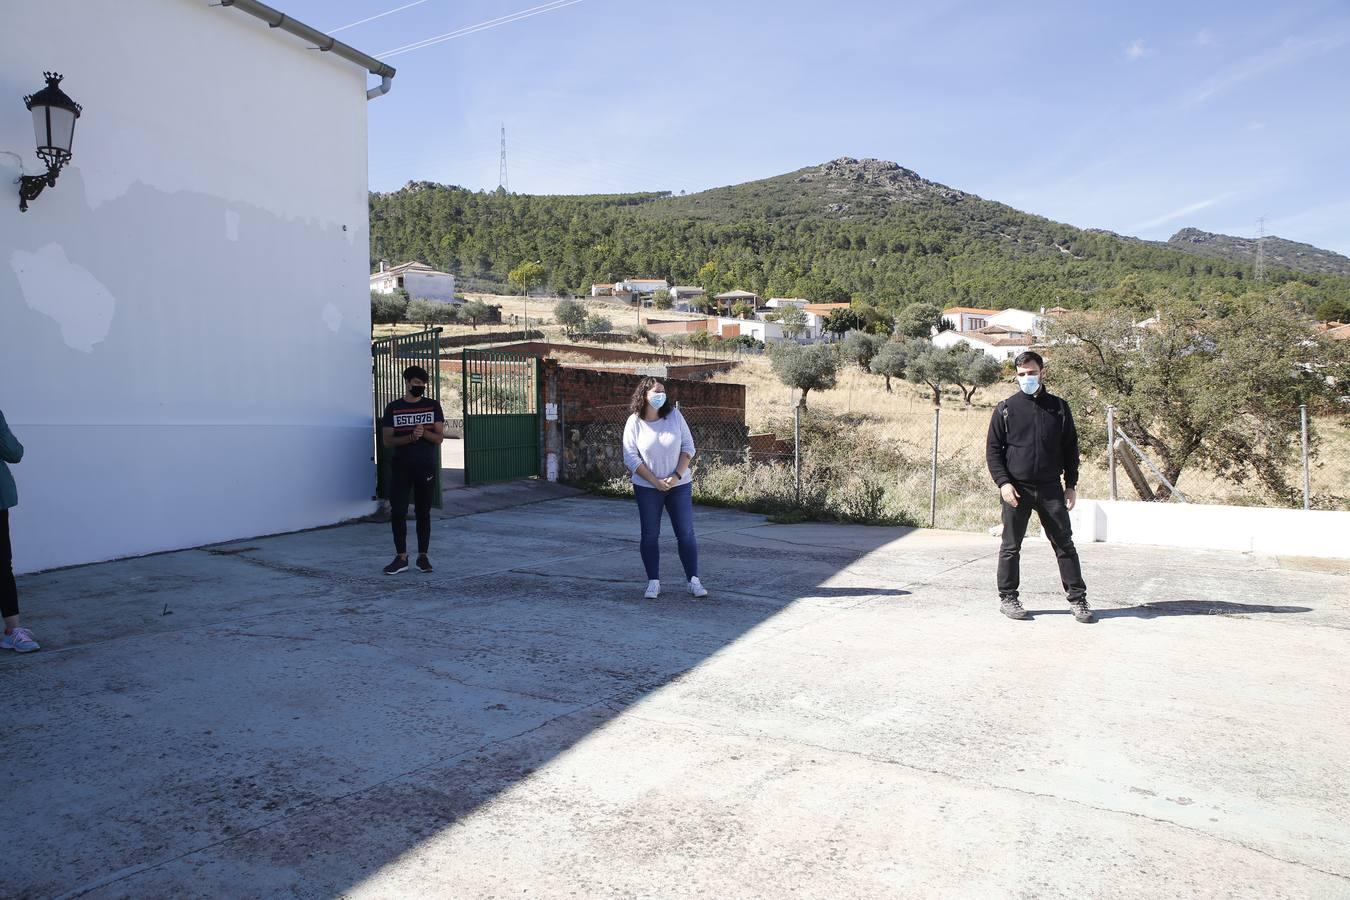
[48,106,76,154]
[31,107,49,147]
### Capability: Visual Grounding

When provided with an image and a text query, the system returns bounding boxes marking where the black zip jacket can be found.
[986,389,1080,489]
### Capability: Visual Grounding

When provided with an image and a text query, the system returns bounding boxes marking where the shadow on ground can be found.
[1026,600,1314,619]
[5,490,942,897]
[5,487,1346,897]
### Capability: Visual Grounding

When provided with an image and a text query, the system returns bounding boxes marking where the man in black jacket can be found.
[985,351,1093,622]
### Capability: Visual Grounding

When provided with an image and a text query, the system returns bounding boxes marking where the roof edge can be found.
[219,0,396,83]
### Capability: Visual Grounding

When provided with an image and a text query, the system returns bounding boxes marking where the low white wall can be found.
[1069,500,1350,559]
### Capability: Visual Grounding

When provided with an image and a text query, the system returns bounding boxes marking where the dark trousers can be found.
[1,509,18,620]
[634,483,699,581]
[390,461,436,556]
[998,482,1087,602]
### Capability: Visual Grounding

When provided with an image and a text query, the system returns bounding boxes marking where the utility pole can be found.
[498,124,509,193]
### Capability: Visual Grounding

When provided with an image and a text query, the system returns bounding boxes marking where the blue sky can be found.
[280,0,1350,254]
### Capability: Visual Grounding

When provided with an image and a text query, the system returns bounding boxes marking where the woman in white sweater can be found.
[621,378,708,600]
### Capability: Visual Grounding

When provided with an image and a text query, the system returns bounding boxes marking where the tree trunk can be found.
[884,375,892,393]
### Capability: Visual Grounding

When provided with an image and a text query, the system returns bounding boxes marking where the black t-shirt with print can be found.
[381,397,445,468]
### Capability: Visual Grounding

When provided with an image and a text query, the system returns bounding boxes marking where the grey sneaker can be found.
[0,627,40,652]
[1070,599,1095,623]
[1000,597,1029,620]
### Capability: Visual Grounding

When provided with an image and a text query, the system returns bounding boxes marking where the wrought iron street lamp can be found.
[19,72,81,212]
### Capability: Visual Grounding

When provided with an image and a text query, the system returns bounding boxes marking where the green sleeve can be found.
[0,412,24,465]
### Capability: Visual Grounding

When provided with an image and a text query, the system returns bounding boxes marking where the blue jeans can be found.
[634,483,699,581]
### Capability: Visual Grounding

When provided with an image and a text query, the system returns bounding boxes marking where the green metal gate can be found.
[373,328,443,507]
[462,349,542,485]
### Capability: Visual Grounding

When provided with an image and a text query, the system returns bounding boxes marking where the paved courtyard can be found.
[6,485,1350,898]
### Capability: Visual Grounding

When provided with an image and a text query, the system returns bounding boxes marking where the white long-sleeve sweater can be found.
[622,408,696,488]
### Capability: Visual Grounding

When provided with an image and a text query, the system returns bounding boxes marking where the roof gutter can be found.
[218,0,396,100]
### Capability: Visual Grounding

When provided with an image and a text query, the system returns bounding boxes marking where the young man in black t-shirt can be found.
[380,366,445,575]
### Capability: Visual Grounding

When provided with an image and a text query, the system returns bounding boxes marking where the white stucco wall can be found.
[0,0,376,573]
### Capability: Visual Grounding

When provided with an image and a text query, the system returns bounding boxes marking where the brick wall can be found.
[489,341,673,364]
[564,360,738,380]
[550,365,748,483]
[643,319,711,335]
[748,432,790,461]
[437,328,542,349]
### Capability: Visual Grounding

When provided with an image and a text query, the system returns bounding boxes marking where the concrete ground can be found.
[5,484,1350,899]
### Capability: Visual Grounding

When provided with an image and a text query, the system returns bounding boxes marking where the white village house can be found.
[931,327,1032,361]
[592,278,669,304]
[941,306,997,332]
[1,0,392,573]
[933,306,1048,360]
[670,285,705,309]
[710,316,784,343]
[371,260,457,302]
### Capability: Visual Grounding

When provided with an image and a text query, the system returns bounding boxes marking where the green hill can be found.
[1166,227,1350,279]
[368,158,1350,314]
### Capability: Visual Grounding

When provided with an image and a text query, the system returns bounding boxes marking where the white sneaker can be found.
[644,579,661,600]
[688,577,708,599]
[0,627,40,653]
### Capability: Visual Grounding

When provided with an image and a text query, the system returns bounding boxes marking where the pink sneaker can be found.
[0,627,40,653]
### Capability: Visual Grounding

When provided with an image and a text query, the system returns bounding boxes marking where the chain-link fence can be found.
[563,395,1349,531]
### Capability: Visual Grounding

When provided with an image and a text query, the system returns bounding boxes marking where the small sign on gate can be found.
[469,373,483,384]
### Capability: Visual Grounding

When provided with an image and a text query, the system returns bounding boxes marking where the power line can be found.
[327,0,437,35]
[376,0,584,59]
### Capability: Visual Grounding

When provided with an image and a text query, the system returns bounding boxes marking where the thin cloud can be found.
[1132,193,1236,232]
[1125,39,1151,61]
[1187,30,1350,105]
[1194,29,1215,47]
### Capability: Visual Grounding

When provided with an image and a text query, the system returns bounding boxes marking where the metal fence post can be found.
[1300,404,1311,510]
[929,405,940,527]
[794,399,802,506]
[1106,405,1118,502]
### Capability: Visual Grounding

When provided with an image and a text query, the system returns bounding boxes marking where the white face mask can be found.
[648,392,667,410]
[1017,373,1040,395]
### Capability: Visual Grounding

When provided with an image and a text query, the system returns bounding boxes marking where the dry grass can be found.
[710,355,1350,531]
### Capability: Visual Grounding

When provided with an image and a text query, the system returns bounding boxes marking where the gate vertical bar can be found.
[1300,404,1310,510]
[431,327,443,508]
[794,400,802,506]
[929,405,940,528]
[1106,405,1118,502]
[461,348,470,485]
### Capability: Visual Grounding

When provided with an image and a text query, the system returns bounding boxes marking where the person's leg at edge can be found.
[2,508,20,630]
[412,464,435,557]
[997,487,1034,601]
[0,508,37,651]
[1034,487,1087,603]
[664,483,699,580]
[634,485,663,581]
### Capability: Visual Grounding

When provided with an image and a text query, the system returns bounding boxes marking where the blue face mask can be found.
[1017,374,1040,395]
[649,392,667,409]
